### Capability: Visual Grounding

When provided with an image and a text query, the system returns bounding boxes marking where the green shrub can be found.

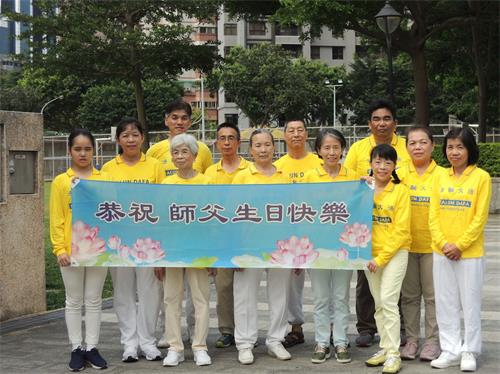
[432,143,500,177]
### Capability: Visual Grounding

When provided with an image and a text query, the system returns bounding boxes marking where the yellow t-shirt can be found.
[429,165,491,258]
[101,154,164,183]
[274,153,323,183]
[146,138,213,177]
[398,160,445,253]
[303,164,358,183]
[344,134,410,177]
[204,157,250,184]
[232,163,289,184]
[49,168,109,256]
[372,181,411,267]
[161,172,210,185]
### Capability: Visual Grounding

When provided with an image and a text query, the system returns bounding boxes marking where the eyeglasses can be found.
[218,135,238,142]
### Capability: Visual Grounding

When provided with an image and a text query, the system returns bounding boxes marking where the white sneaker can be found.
[238,348,254,365]
[157,334,170,349]
[461,352,477,372]
[141,345,162,361]
[193,350,212,366]
[431,352,460,369]
[122,346,138,362]
[267,343,292,361]
[162,350,185,367]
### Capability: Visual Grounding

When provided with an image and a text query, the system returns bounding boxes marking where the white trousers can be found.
[110,267,161,350]
[60,266,108,347]
[234,268,291,350]
[433,253,484,356]
[287,270,305,325]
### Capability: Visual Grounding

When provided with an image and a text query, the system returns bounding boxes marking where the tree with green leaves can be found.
[211,43,345,126]
[275,0,497,127]
[10,0,220,147]
[77,79,183,133]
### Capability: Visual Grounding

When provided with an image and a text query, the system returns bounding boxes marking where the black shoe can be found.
[68,347,85,372]
[84,348,107,370]
[355,333,374,347]
[400,332,407,347]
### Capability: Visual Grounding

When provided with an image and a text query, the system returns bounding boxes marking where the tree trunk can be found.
[409,47,430,126]
[132,73,149,152]
[469,4,490,143]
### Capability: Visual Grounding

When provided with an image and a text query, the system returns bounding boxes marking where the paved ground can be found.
[1,215,499,374]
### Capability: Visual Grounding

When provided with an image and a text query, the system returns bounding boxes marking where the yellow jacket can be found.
[204,157,250,184]
[399,160,445,253]
[372,181,411,267]
[232,163,289,184]
[429,165,491,258]
[101,153,164,183]
[274,153,323,183]
[146,138,213,178]
[303,164,358,183]
[49,168,109,257]
[161,172,210,185]
[344,134,410,177]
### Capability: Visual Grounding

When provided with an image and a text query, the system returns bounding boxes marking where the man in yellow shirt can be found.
[274,119,323,348]
[146,99,213,177]
[343,99,410,348]
[204,122,250,349]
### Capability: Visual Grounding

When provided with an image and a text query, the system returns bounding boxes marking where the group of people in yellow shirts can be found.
[50,99,491,373]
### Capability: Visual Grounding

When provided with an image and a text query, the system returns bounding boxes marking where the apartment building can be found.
[216,12,360,128]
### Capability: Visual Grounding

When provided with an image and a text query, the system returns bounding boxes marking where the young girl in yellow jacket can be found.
[101,118,164,363]
[429,127,491,372]
[364,144,411,374]
[50,128,109,371]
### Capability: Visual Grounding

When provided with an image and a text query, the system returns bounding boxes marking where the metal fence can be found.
[43,123,484,181]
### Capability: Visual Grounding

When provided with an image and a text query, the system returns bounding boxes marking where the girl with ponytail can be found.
[363,144,411,374]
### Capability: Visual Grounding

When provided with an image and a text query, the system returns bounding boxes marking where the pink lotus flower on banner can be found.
[339,223,371,258]
[108,235,121,250]
[129,237,165,264]
[335,248,349,261]
[71,221,106,264]
[270,236,319,267]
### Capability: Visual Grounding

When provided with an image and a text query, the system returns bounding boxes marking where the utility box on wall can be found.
[9,151,37,194]
[0,111,46,321]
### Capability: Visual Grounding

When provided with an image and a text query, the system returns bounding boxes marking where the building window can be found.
[310,46,320,60]
[281,44,302,58]
[225,114,239,125]
[248,21,266,35]
[224,23,237,36]
[332,46,344,60]
[223,46,232,56]
[275,23,299,36]
[224,91,235,103]
[199,26,216,35]
[191,101,217,109]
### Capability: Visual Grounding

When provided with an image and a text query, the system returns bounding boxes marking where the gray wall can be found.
[0,111,46,321]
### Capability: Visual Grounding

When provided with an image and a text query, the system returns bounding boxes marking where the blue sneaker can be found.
[215,334,235,348]
[84,348,107,369]
[68,347,85,372]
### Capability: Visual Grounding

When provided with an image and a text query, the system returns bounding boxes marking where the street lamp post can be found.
[40,95,63,115]
[324,78,343,129]
[375,1,401,104]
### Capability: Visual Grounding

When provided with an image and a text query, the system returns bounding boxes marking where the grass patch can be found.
[44,181,114,310]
